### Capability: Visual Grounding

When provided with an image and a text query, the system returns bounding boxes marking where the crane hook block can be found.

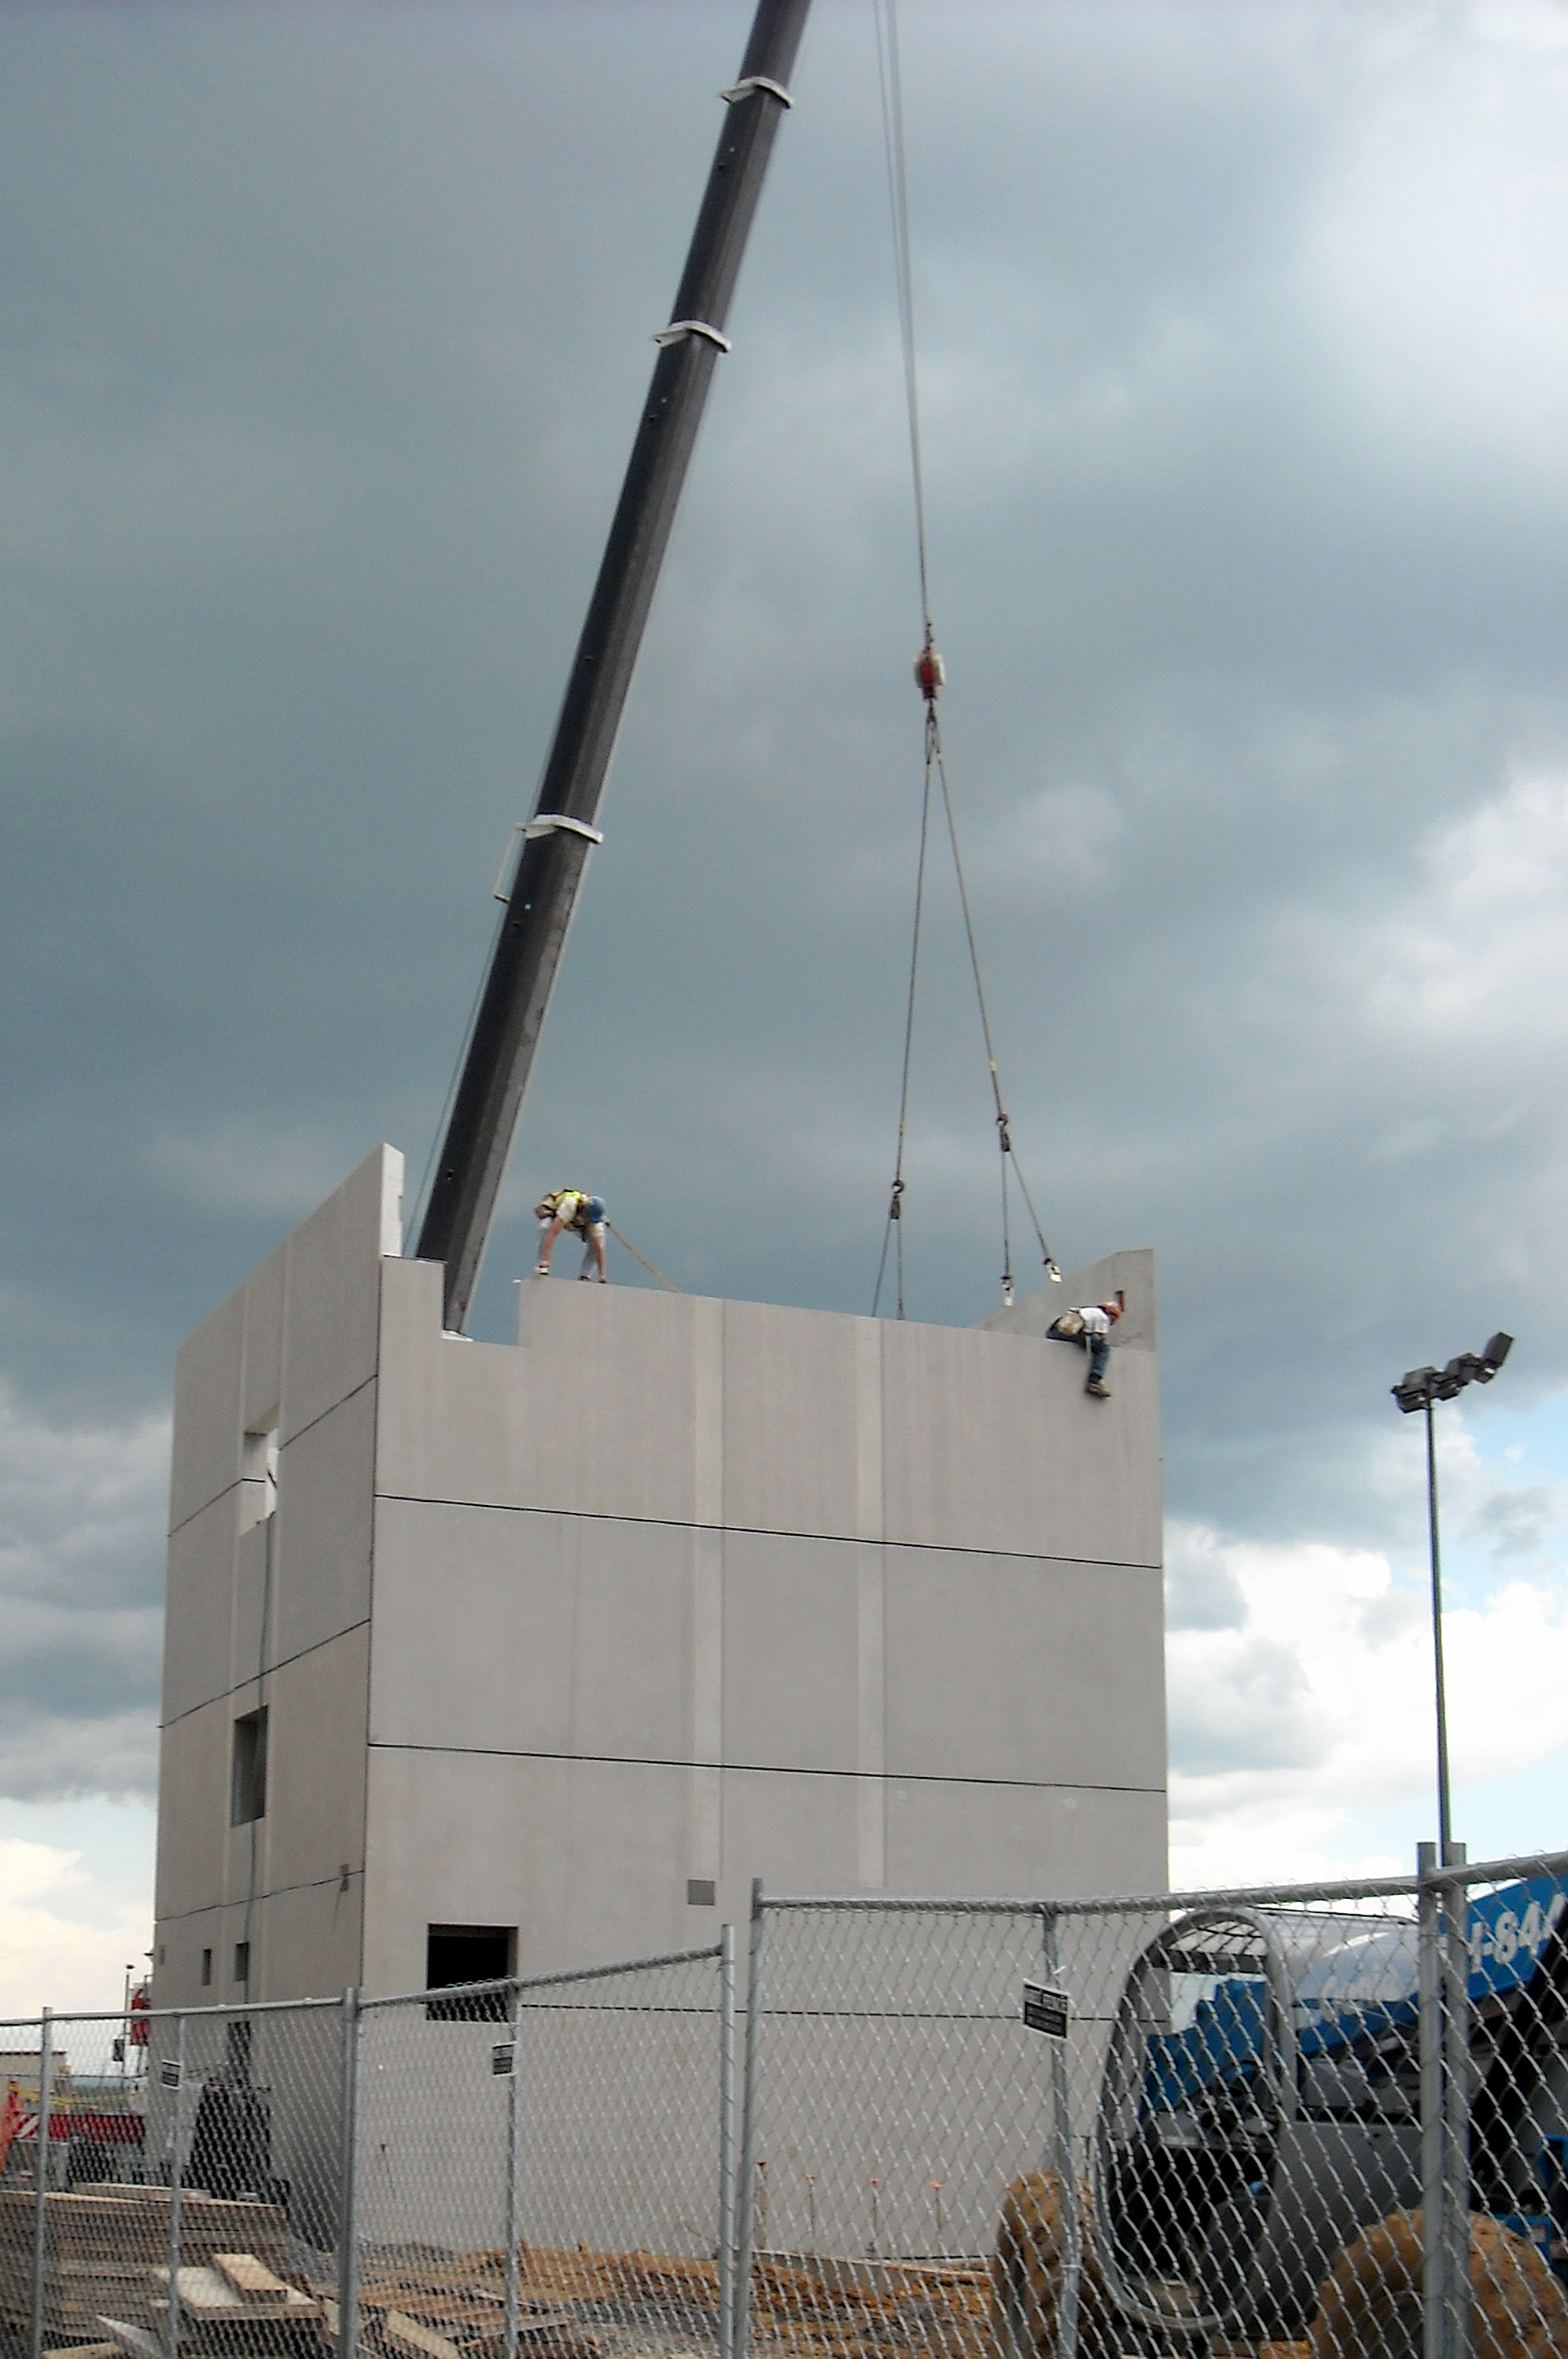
[914,645,946,702]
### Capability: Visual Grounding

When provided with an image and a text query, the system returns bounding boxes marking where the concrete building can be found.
[152,1144,1166,2011]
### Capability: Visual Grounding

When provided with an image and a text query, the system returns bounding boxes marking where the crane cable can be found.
[870,0,1060,1319]
[605,1219,684,1294]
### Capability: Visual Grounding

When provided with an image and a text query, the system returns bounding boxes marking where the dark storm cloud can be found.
[3,2,1568,1798]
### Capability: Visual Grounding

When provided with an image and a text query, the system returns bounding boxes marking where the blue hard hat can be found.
[586,1195,606,1222]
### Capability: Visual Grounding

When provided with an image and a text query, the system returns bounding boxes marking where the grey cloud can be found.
[0,1601,162,1726]
[0,1706,158,1805]
[1477,1485,1563,1559]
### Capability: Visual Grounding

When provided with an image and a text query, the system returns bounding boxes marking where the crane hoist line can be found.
[414,0,812,1335]
[870,0,1060,1321]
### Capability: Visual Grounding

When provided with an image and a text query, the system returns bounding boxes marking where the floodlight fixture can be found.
[1389,1328,1513,1857]
[1390,1333,1513,1413]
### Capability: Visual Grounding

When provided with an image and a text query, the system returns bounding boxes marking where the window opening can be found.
[201,1949,212,1988]
[241,1419,280,1531]
[231,1708,268,1826]
[233,1941,250,1985]
[425,1923,515,2020]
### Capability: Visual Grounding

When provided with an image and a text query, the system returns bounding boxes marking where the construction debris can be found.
[14,2223,991,2359]
[215,2254,296,2306]
[0,2185,287,2342]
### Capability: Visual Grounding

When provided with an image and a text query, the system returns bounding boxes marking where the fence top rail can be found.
[760,1848,1568,1920]
[359,1938,725,2011]
[0,1993,344,2033]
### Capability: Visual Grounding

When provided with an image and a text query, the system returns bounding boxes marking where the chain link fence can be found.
[3,1855,1566,2359]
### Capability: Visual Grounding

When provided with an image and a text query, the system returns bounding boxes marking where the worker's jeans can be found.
[1047,1319,1110,1382]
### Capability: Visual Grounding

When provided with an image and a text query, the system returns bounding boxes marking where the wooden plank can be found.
[95,2319,165,2359]
[46,2343,123,2359]
[381,2310,465,2359]
[150,2266,317,2320]
[213,2253,293,2305]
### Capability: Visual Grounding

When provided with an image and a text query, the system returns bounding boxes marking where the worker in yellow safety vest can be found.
[533,1190,609,1282]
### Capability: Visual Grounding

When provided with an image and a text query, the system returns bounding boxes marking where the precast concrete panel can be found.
[278,1143,402,1444]
[882,1775,1166,1897]
[377,1262,705,1524]
[230,1517,271,1698]
[261,1625,370,1897]
[717,1764,866,1896]
[271,1381,376,1665]
[154,1697,233,1925]
[250,1875,363,2004]
[720,1529,863,1774]
[161,1488,243,1724]
[882,1549,1166,1790]
[880,1320,1161,1565]
[369,1498,697,1765]
[718,1297,866,1536]
[361,1748,694,1985]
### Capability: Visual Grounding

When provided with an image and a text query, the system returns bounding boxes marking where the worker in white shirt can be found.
[1047,1291,1124,1398]
[533,1189,609,1282]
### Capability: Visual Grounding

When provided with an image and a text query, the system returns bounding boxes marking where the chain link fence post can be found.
[1420,1842,1446,2359]
[733,1882,766,2359]
[339,1987,363,2359]
[1443,1844,1471,2359]
[1041,1910,1080,2359]
[163,2011,186,2359]
[719,1924,736,2359]
[27,2008,53,2359]
[1422,1841,1475,2359]
[503,1985,524,2359]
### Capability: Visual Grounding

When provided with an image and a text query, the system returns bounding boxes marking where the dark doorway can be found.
[425,1923,516,2020]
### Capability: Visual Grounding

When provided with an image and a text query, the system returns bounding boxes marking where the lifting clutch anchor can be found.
[913,638,946,703]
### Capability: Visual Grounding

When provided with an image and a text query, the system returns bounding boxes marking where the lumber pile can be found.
[341,2251,602,2359]
[101,2253,320,2359]
[0,2185,286,2341]
[326,2243,988,2359]
[12,2221,988,2359]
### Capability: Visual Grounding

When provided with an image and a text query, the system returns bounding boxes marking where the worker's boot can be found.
[1085,1375,1111,1399]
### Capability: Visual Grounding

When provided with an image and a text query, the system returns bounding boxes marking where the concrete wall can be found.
[153,1144,403,2008]
[360,1241,1166,1988]
[155,1153,1166,2012]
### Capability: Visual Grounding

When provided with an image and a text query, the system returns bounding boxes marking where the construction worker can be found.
[1047,1291,1124,1398]
[533,1189,609,1282]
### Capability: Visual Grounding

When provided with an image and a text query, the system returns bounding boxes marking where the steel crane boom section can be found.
[416,0,812,1331]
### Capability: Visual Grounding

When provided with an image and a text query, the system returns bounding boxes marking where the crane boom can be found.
[416,0,812,1330]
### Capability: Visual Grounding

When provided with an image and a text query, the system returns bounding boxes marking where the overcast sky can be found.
[4,0,1568,2012]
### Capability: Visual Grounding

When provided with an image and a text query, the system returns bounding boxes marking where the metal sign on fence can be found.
[1021,1979,1071,2038]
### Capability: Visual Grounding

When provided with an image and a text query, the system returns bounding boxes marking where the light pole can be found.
[1391,1330,1512,1853]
